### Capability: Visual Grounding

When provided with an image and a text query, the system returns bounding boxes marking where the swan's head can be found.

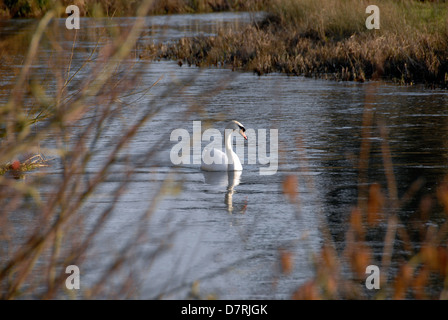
[227,120,247,140]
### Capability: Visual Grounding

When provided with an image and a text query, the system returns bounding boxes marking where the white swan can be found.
[200,120,247,172]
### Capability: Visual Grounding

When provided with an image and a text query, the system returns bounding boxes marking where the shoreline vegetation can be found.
[145,0,448,87]
[1,1,447,87]
[0,0,266,18]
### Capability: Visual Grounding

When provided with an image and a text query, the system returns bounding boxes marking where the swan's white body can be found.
[200,120,247,172]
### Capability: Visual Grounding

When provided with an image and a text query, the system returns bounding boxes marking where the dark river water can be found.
[1,13,448,299]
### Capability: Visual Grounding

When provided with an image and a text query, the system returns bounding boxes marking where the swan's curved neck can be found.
[224,129,233,156]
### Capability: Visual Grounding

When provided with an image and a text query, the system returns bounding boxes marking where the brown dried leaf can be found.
[282,175,298,203]
[279,249,294,274]
[292,280,321,300]
[367,183,384,226]
[349,207,364,237]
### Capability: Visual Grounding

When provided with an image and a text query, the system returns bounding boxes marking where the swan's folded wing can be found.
[201,148,228,171]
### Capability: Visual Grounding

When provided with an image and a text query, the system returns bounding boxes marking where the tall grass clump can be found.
[266,0,448,36]
[149,0,448,87]
[265,0,368,40]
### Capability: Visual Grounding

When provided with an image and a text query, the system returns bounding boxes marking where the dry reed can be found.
[147,0,448,87]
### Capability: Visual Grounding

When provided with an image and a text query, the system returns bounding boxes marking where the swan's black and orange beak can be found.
[239,127,247,140]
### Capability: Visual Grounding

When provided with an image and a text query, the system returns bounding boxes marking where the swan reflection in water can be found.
[202,170,242,213]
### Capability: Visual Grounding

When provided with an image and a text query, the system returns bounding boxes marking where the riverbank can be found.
[0,0,266,18]
[146,0,448,87]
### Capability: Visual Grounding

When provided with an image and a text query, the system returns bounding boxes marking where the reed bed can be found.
[147,0,448,87]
